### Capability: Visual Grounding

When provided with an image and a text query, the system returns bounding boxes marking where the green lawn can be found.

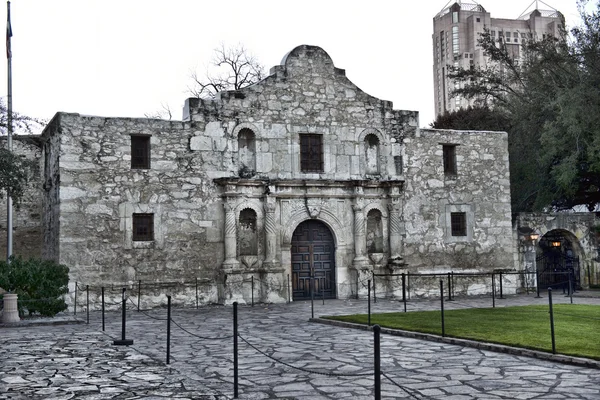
[324,304,600,360]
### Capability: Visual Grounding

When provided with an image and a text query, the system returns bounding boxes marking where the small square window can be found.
[476,17,480,23]
[131,136,150,169]
[443,144,457,175]
[451,212,467,236]
[133,213,154,241]
[300,134,323,173]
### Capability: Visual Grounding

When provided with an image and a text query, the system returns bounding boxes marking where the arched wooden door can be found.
[291,220,336,300]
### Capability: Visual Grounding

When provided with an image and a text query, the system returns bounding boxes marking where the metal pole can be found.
[287,274,291,303]
[233,302,238,398]
[6,0,13,263]
[195,277,199,309]
[447,272,452,301]
[113,288,133,345]
[137,280,141,312]
[166,295,171,364]
[86,285,89,325]
[373,272,377,303]
[440,280,445,337]
[322,279,325,305]
[499,272,504,299]
[251,276,254,307]
[492,273,496,308]
[310,275,314,319]
[536,270,541,298]
[402,273,407,313]
[407,271,411,300]
[569,271,573,304]
[74,282,78,316]
[373,324,381,400]
[368,279,371,327]
[101,287,105,332]
[548,288,556,354]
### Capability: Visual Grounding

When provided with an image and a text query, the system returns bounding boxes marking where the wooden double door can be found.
[291,220,336,300]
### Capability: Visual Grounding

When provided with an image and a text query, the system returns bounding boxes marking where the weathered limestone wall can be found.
[0,136,43,259]
[402,128,514,277]
[41,114,224,297]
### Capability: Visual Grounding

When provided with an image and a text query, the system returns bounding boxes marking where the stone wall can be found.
[0,136,43,259]
[402,128,514,274]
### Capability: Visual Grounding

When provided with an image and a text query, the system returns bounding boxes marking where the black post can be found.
[499,272,504,299]
[451,271,455,300]
[86,285,90,325]
[195,277,199,309]
[373,272,377,304]
[548,288,556,354]
[536,270,541,298]
[251,276,254,307]
[407,271,411,300]
[287,274,291,303]
[568,271,573,304]
[166,295,171,364]
[233,302,239,398]
[101,286,105,332]
[311,275,314,319]
[368,279,371,327]
[137,280,141,312]
[113,288,133,346]
[447,272,452,301]
[402,273,407,313]
[322,279,325,305]
[588,266,592,288]
[74,281,78,316]
[492,273,496,308]
[440,280,445,337]
[373,324,381,400]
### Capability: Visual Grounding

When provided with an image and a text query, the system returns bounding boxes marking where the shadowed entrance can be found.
[291,220,336,300]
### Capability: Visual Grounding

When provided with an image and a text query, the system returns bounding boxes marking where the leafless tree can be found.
[189,43,265,99]
[144,102,173,120]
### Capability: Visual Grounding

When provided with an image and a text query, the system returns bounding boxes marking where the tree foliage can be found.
[444,1,600,212]
[189,43,265,99]
[0,147,35,203]
[0,256,69,317]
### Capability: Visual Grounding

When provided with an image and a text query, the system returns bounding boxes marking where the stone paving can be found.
[2,293,600,399]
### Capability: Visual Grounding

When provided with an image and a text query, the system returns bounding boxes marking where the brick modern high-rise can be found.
[433,1,564,118]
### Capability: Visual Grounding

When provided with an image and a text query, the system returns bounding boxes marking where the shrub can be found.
[0,256,69,317]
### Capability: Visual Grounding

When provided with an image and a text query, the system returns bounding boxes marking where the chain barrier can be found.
[126,297,168,321]
[381,372,425,399]
[238,333,372,378]
[169,318,234,340]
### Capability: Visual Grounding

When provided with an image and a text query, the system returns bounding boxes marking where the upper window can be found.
[364,134,380,175]
[450,212,467,236]
[131,136,150,169]
[300,134,323,173]
[133,213,154,241]
[443,144,457,175]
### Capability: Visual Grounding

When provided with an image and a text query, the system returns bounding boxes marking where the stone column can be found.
[352,194,369,270]
[2,293,20,323]
[263,195,280,270]
[388,201,403,260]
[222,200,239,272]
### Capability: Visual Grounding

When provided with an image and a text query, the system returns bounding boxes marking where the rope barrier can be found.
[238,334,372,377]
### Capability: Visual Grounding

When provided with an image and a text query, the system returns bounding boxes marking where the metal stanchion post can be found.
[368,279,371,327]
[74,282,78,316]
[86,285,89,325]
[113,288,133,346]
[251,276,254,307]
[138,280,141,312]
[101,286,105,332]
[536,270,541,298]
[499,272,504,299]
[233,302,239,398]
[440,280,445,337]
[373,272,377,304]
[166,295,171,364]
[322,279,325,305]
[492,273,496,308]
[402,273,407,313]
[568,271,573,304]
[195,277,199,309]
[548,288,556,354]
[287,274,291,303]
[447,272,452,301]
[373,324,381,400]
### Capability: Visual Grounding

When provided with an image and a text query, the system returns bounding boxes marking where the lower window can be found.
[133,213,154,241]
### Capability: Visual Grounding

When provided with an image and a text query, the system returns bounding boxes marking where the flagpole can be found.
[6,0,13,262]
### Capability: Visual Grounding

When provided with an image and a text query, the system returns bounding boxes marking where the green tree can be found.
[446,1,600,212]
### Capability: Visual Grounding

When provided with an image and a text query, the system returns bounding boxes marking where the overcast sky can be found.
[1,0,586,130]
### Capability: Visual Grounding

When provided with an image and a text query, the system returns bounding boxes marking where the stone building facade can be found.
[36,45,514,305]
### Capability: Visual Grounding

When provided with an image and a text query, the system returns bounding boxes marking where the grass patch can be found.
[324,304,600,360]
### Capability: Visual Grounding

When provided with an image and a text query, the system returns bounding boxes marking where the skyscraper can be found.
[433,1,564,118]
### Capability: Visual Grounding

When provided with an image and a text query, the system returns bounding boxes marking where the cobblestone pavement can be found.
[2,293,600,399]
